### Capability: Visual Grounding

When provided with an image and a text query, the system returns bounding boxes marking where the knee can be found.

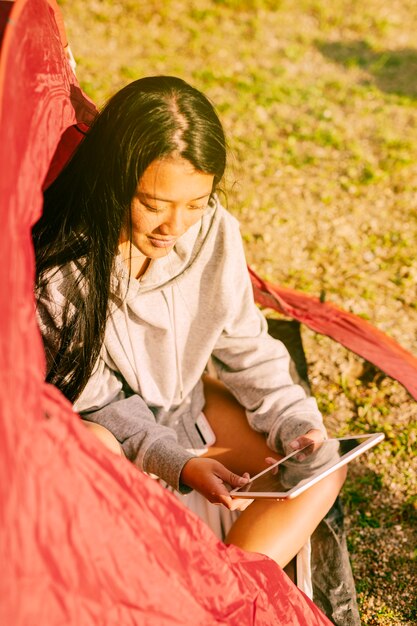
[337,463,348,488]
[325,464,347,502]
[82,420,124,457]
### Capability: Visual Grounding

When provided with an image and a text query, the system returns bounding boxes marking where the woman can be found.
[34,75,345,568]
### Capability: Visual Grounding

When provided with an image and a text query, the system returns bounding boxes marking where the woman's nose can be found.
[160,208,186,236]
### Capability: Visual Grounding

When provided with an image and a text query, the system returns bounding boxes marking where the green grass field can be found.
[59,1,417,623]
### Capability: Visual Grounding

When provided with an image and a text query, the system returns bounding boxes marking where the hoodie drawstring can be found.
[164,287,184,401]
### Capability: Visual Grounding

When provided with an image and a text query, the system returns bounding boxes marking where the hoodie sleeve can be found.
[80,390,195,493]
[74,358,195,492]
[36,271,194,493]
[211,219,326,455]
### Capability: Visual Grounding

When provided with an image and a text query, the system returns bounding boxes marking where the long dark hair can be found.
[33,76,227,403]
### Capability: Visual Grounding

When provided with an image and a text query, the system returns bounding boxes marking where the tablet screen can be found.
[231,434,383,499]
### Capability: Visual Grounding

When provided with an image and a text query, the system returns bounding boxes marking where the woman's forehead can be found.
[138,157,214,202]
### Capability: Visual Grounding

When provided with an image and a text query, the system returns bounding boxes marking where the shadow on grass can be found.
[317,40,417,99]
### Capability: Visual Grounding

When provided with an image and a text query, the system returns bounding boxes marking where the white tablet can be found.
[230,433,384,500]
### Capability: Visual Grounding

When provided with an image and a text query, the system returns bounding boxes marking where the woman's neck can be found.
[118,241,150,279]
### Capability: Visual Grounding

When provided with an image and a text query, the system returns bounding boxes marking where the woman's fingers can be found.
[226,470,250,488]
[264,455,280,475]
[228,496,253,512]
[180,457,250,508]
[215,468,252,510]
[265,456,278,465]
[288,428,325,454]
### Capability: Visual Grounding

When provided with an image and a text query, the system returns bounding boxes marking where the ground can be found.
[58,1,417,623]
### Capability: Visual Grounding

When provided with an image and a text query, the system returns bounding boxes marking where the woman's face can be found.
[121,156,214,271]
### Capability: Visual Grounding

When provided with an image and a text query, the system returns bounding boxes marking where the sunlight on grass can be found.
[59,1,417,622]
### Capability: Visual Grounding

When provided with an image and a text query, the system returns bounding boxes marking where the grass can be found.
[58,0,417,623]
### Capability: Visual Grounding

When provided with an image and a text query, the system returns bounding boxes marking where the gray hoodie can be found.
[37,197,325,492]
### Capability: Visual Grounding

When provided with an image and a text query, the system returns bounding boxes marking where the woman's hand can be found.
[180,457,251,511]
[288,428,325,456]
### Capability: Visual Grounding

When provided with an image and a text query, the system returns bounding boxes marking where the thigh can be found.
[201,375,279,476]
[225,466,346,567]
[82,420,125,457]
[201,376,346,567]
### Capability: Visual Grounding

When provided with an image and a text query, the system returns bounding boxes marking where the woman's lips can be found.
[147,236,177,248]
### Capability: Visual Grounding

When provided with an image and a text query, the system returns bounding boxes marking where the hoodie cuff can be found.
[270,416,327,456]
[142,438,196,494]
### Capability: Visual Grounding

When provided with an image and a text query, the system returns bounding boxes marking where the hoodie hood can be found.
[112,197,219,299]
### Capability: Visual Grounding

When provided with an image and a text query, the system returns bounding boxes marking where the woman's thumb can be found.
[226,470,249,488]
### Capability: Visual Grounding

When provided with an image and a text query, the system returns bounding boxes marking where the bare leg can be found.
[202,375,346,568]
[82,420,125,457]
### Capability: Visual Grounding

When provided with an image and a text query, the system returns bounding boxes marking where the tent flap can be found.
[250,267,417,400]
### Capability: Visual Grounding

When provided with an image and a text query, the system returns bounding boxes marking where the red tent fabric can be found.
[0,1,333,624]
[249,268,417,401]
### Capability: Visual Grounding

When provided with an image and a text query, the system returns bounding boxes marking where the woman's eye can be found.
[138,199,207,212]
[142,202,160,212]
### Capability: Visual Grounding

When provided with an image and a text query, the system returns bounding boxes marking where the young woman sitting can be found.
[34,75,346,569]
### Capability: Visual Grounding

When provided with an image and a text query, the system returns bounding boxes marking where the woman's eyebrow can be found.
[139,191,212,202]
